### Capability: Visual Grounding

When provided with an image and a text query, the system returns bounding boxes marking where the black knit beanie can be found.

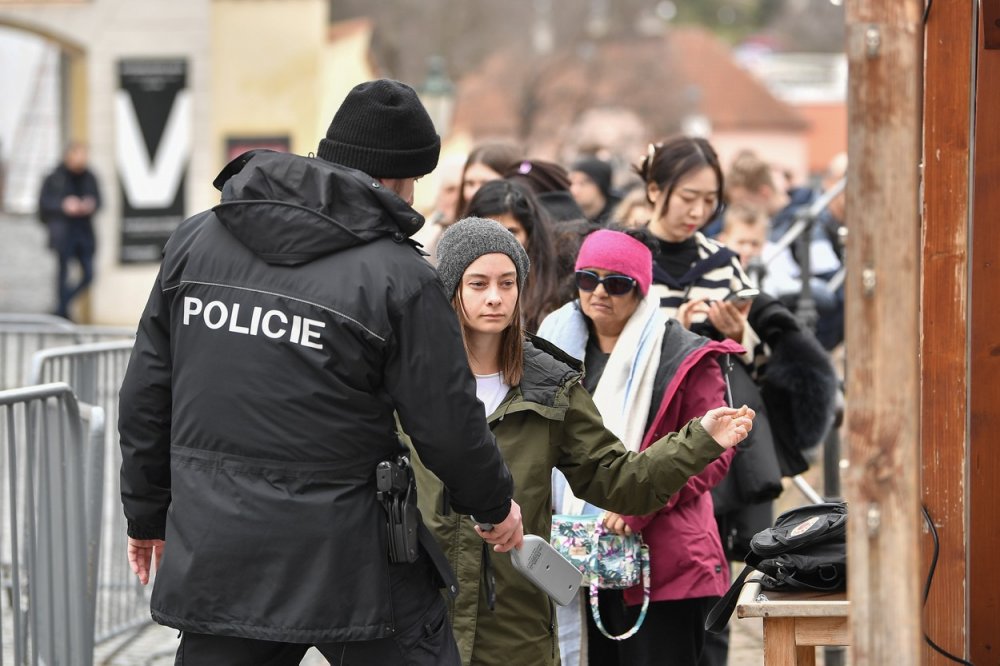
[317,79,440,178]
[571,157,613,199]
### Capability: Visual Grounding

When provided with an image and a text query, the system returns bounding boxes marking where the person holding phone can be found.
[635,137,838,666]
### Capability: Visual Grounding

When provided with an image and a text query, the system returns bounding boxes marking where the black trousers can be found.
[174,557,459,666]
[587,590,718,666]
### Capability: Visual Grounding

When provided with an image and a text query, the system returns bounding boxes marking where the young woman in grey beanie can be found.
[405,216,755,666]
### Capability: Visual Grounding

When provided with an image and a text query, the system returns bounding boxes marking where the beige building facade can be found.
[1,0,377,324]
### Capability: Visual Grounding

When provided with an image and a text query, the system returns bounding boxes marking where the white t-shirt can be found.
[475,372,510,417]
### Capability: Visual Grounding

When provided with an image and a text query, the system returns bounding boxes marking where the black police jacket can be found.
[119,150,513,643]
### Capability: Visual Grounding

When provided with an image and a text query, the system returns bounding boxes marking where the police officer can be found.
[119,79,523,665]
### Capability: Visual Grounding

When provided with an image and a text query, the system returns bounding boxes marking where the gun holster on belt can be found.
[376,454,420,564]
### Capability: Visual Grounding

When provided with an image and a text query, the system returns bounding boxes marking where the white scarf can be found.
[538,295,666,515]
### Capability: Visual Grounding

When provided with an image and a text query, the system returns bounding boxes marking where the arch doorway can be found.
[0,19,86,214]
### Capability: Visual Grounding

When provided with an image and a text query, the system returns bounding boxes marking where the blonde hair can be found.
[726,151,775,193]
[722,202,770,235]
[451,290,525,387]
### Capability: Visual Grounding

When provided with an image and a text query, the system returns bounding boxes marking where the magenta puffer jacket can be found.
[621,338,743,606]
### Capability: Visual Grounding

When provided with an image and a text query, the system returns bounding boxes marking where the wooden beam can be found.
[981,0,1000,48]
[844,1,924,663]
[920,0,973,662]
[970,14,1000,659]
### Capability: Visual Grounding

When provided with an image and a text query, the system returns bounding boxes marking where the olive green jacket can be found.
[407,337,724,666]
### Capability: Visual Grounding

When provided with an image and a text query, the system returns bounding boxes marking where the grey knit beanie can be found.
[436,217,530,298]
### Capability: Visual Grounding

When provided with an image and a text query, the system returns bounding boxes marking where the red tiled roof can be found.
[452,27,806,143]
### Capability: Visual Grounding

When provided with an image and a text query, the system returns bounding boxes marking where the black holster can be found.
[377,454,420,564]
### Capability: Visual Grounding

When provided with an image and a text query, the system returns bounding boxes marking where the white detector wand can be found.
[476,521,582,606]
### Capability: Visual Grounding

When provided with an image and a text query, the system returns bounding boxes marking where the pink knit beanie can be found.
[574,229,653,296]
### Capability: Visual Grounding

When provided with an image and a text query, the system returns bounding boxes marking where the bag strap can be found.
[589,545,651,640]
[705,564,757,634]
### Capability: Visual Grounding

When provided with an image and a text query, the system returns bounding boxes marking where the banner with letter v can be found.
[116,58,192,264]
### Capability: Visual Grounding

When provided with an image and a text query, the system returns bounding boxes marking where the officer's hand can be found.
[127,537,165,585]
[474,500,524,553]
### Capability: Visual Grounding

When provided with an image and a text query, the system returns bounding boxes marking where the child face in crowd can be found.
[647,166,719,243]
[577,267,641,341]
[719,221,768,268]
[459,253,520,336]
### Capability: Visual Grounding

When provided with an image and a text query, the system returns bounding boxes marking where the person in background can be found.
[465,179,564,331]
[411,216,755,666]
[725,151,842,337]
[38,141,101,321]
[118,79,523,665]
[716,202,769,273]
[637,137,838,666]
[611,186,653,229]
[539,228,746,666]
[569,156,622,226]
[504,158,586,223]
[455,141,523,218]
[413,153,466,263]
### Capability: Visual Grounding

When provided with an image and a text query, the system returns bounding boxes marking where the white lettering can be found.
[181,297,325,350]
[300,318,326,350]
[204,301,227,330]
[114,90,192,208]
[262,310,287,338]
[249,306,262,336]
[183,296,203,325]
[228,303,250,334]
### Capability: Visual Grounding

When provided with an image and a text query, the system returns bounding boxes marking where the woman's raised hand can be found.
[700,405,755,449]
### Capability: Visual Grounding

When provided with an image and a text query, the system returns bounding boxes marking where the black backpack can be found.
[706,502,847,633]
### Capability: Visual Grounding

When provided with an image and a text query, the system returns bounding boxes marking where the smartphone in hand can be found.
[724,288,760,306]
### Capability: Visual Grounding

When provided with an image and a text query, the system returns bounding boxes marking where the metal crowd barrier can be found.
[28,340,148,645]
[0,315,134,391]
[0,382,104,666]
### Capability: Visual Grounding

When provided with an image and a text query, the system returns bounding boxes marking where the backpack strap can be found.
[705,564,757,634]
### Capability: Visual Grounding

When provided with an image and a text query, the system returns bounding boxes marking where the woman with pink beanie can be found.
[539,228,744,666]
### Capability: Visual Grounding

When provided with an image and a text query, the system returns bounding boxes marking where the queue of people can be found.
[117,77,841,666]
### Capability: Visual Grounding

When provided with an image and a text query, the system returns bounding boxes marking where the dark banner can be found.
[116,58,191,264]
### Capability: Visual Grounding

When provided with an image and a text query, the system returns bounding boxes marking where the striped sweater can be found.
[650,232,760,361]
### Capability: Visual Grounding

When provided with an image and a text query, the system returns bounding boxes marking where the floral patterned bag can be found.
[551,514,651,640]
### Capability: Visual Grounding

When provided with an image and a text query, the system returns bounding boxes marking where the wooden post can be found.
[920,1,973,662]
[970,12,1000,658]
[844,1,924,663]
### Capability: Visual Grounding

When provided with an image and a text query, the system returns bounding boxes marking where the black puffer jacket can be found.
[119,150,513,643]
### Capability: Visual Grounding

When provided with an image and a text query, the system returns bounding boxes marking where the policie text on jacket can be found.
[182,296,326,350]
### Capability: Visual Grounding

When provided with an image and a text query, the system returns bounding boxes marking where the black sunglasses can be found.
[575,270,637,296]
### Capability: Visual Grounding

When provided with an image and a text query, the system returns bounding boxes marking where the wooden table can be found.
[736,572,850,665]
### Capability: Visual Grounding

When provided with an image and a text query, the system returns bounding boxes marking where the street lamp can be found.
[420,55,455,137]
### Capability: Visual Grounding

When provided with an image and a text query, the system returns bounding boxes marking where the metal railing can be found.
[28,340,149,645]
[0,315,134,391]
[0,382,103,666]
